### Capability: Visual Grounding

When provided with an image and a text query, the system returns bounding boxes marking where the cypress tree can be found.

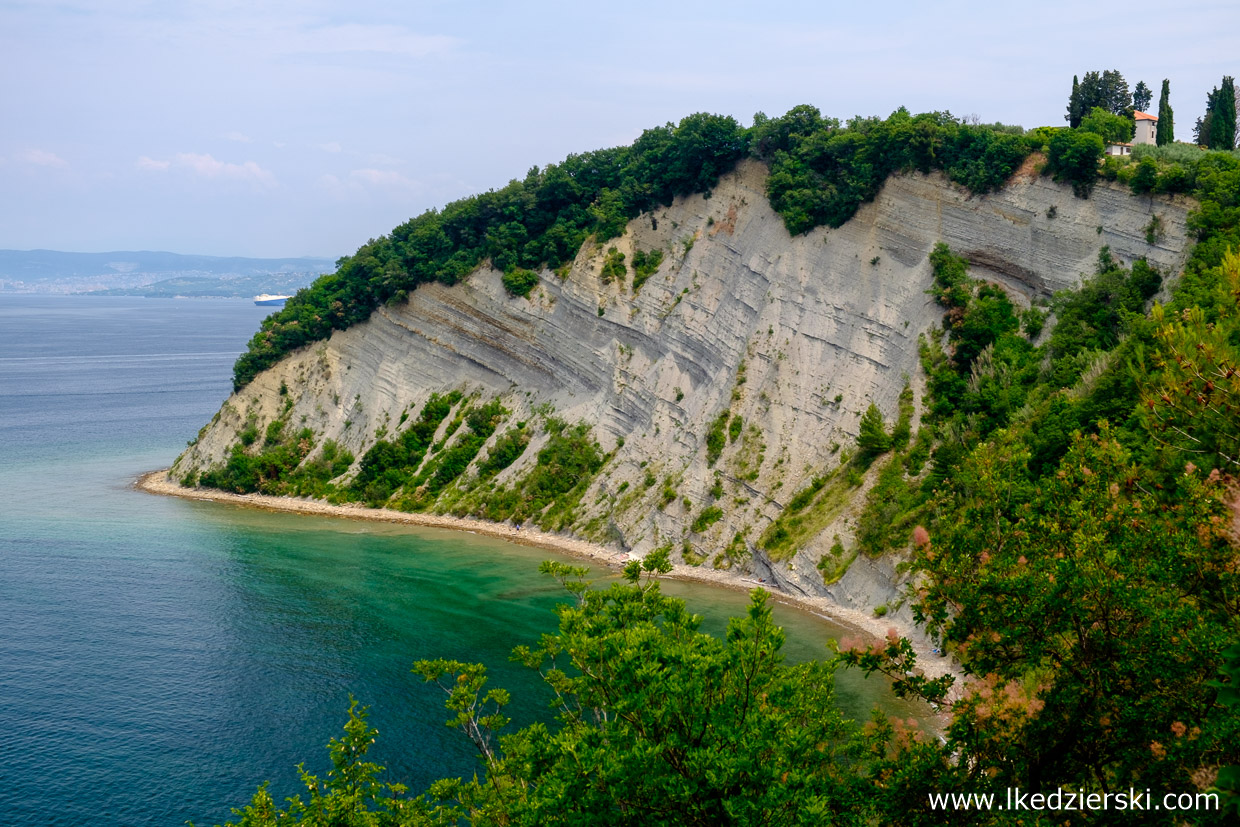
[1156,79,1174,145]
[1209,76,1236,151]
[1066,75,1083,128]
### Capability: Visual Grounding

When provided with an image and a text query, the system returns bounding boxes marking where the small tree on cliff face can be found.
[857,403,891,462]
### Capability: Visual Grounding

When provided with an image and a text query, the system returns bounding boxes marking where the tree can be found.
[1210,76,1237,151]
[1133,79,1153,112]
[1066,74,1083,127]
[1047,128,1104,196]
[908,430,1240,809]
[1157,78,1175,145]
[1078,105,1135,144]
[412,560,869,826]
[857,402,892,460]
[1076,69,1132,117]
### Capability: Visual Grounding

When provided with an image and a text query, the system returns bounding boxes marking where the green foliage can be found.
[690,506,723,533]
[815,536,855,585]
[1139,249,1240,472]
[599,247,626,284]
[471,420,604,529]
[199,416,332,496]
[912,431,1240,806]
[1046,248,1161,384]
[347,392,462,506]
[1157,78,1175,146]
[1200,76,1238,151]
[500,267,539,298]
[413,573,861,826]
[1066,74,1083,128]
[475,425,529,479]
[704,410,729,465]
[727,413,743,443]
[855,403,891,461]
[629,247,664,292]
[762,107,1031,235]
[1078,105,1134,144]
[1069,69,1132,120]
[216,698,438,827]
[1046,128,1104,196]
[231,112,748,389]
[1133,80,1153,113]
[759,470,853,561]
[402,399,507,505]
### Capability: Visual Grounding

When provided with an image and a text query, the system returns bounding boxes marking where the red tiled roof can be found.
[1134,111,1158,121]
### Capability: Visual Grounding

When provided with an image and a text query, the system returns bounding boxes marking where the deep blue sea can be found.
[0,295,915,826]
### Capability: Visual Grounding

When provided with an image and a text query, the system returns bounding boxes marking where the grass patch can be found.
[690,506,723,534]
[759,469,854,562]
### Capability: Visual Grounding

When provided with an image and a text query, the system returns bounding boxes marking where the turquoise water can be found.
[0,295,917,826]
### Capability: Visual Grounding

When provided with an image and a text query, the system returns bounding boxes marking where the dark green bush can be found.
[501,267,539,298]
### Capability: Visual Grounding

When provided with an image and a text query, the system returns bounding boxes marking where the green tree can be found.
[1078,105,1135,144]
[908,431,1240,813]
[1133,79,1153,112]
[1210,76,1237,151]
[856,402,892,461]
[412,561,867,826]
[1066,74,1083,127]
[213,698,446,827]
[1157,78,1175,145]
[1046,128,1104,196]
[1076,69,1132,116]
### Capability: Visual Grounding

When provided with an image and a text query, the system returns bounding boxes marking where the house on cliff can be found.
[1134,111,1158,145]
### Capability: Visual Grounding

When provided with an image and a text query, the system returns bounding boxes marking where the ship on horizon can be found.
[253,294,291,306]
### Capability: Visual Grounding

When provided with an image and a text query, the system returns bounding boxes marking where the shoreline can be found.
[136,469,960,686]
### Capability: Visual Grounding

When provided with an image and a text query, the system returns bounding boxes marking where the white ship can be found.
[253,294,291,306]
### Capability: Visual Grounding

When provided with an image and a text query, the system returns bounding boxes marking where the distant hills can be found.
[0,249,335,296]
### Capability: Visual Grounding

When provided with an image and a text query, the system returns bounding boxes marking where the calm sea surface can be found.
[0,295,918,826]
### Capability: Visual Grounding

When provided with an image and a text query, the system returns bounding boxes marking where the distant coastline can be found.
[137,469,959,686]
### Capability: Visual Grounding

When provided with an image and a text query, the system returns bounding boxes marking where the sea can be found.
[0,295,920,826]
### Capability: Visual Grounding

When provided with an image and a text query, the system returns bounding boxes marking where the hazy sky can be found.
[2,0,1236,258]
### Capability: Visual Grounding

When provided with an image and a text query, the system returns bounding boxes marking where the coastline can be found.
[136,469,960,686]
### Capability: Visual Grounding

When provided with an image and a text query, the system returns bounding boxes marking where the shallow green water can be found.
[0,295,919,826]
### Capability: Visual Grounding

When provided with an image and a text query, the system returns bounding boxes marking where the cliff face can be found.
[174,159,1191,607]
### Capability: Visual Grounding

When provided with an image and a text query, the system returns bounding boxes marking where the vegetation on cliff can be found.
[201,96,1240,823]
[230,106,1037,390]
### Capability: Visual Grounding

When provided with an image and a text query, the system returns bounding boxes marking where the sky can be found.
[1,0,1237,259]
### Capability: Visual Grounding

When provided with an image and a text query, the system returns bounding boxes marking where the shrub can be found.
[502,267,539,298]
[691,506,724,533]
[600,248,626,284]
[705,411,729,465]
[1046,129,1105,196]
[630,248,664,292]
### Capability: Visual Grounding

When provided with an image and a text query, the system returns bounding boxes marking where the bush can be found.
[1046,129,1105,196]
[630,248,664,292]
[705,411,729,465]
[600,247,626,284]
[502,267,539,298]
[691,506,723,533]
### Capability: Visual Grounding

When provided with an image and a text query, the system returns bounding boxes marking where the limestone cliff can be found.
[174,159,1191,614]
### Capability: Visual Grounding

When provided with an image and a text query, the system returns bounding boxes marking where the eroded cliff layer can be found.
[174,160,1191,606]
